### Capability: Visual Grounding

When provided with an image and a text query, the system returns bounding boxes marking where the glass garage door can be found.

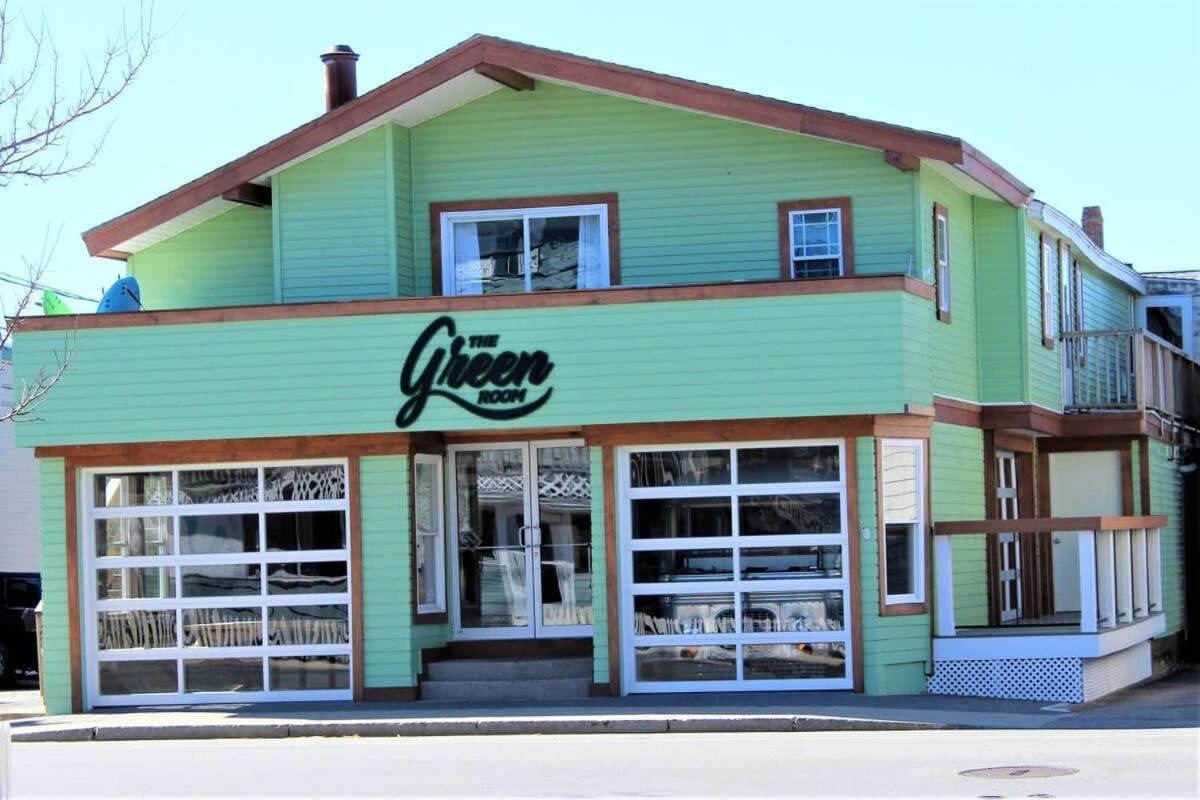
[620,441,853,692]
[84,462,352,707]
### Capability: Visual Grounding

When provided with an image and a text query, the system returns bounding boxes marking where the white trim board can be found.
[933,613,1165,661]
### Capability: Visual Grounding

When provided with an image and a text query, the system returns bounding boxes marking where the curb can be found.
[10,714,958,743]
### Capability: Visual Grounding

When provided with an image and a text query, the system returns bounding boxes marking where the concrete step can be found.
[427,657,591,682]
[420,677,591,702]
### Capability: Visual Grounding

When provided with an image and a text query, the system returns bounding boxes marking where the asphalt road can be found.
[7,728,1199,798]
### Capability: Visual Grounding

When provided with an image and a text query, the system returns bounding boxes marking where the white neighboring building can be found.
[0,345,40,572]
[1140,270,1199,359]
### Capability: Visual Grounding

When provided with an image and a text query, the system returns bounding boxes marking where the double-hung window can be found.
[879,439,926,609]
[779,198,853,279]
[413,454,446,617]
[933,203,951,322]
[438,201,612,296]
[1040,234,1056,348]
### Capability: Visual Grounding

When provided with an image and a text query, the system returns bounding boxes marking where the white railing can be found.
[932,515,1166,637]
[1062,329,1200,425]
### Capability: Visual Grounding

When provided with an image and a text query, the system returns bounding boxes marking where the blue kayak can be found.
[97,277,142,313]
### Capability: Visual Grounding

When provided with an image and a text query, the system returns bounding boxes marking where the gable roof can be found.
[82,34,1034,259]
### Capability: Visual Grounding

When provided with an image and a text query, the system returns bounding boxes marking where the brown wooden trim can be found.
[442,427,582,445]
[932,202,951,323]
[1037,450,1052,518]
[585,416,875,447]
[934,515,1167,536]
[430,193,620,295]
[883,150,920,172]
[35,433,413,465]
[602,445,620,696]
[220,183,271,207]
[843,438,864,692]
[418,645,451,681]
[588,682,612,697]
[445,638,592,660]
[982,432,1000,626]
[64,461,82,714]
[474,63,534,91]
[875,437,930,617]
[1037,436,1134,454]
[411,447,450,626]
[872,414,933,439]
[86,35,1032,258]
[363,686,419,702]
[932,396,981,428]
[777,197,855,278]
[13,274,933,334]
[1139,436,1152,514]
[994,430,1036,453]
[1119,448,1135,516]
[348,456,365,701]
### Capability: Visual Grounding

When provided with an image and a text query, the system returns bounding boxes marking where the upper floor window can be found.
[1138,295,1195,357]
[933,203,951,322]
[1040,234,1055,349]
[778,197,854,279]
[435,196,617,296]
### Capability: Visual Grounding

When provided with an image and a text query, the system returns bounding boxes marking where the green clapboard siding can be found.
[276,127,394,302]
[37,458,72,714]
[857,437,931,694]
[1081,263,1134,331]
[128,206,274,309]
[590,446,609,684]
[391,124,415,297]
[1025,224,1062,410]
[411,82,915,291]
[918,168,979,402]
[14,291,920,447]
[931,422,987,627]
[975,200,1026,403]
[1149,439,1185,636]
[359,455,416,688]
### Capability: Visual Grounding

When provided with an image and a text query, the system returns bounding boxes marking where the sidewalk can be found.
[8,668,1196,743]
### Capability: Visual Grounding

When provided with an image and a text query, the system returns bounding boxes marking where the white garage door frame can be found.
[617,439,854,693]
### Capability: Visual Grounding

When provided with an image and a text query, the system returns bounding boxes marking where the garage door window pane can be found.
[99,660,178,695]
[267,605,349,646]
[96,567,175,600]
[632,497,732,539]
[737,446,840,484]
[94,472,171,508]
[182,564,262,598]
[180,514,259,555]
[740,546,842,580]
[97,610,177,650]
[95,517,173,557]
[630,450,731,487]
[635,645,736,682]
[264,465,345,501]
[266,511,346,552]
[179,469,258,504]
[183,607,263,647]
[743,643,846,680]
[738,494,841,535]
[741,591,844,633]
[632,549,733,583]
[269,656,350,691]
[184,658,264,693]
[633,593,736,635]
[266,562,348,595]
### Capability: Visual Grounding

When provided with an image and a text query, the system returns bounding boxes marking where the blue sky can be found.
[1,0,1196,312]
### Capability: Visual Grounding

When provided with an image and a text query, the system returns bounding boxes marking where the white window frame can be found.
[1041,237,1056,344]
[788,208,845,278]
[880,439,926,607]
[413,453,446,616]
[439,203,610,296]
[617,439,853,694]
[1137,295,1195,358]
[934,206,951,319]
[1059,241,1074,334]
[81,459,353,708]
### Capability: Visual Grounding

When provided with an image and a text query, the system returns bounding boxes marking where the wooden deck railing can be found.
[1062,329,1200,425]
[932,516,1167,637]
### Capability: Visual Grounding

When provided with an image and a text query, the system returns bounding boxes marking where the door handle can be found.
[519,525,540,548]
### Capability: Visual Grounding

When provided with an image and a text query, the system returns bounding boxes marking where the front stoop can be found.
[420,657,592,702]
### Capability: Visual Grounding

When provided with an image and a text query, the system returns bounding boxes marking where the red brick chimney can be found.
[321,45,359,111]
[1082,206,1104,249]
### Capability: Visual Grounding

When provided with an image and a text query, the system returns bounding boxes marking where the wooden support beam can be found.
[884,150,920,172]
[221,182,272,207]
[475,63,534,91]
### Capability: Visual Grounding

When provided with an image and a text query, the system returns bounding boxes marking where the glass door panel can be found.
[453,448,531,633]
[534,446,593,633]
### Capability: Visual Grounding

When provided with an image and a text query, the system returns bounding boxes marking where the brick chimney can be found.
[1082,206,1104,249]
[321,45,359,111]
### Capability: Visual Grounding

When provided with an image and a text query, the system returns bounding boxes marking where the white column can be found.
[1147,528,1163,614]
[1114,529,1134,626]
[1095,529,1116,629]
[1077,530,1099,634]
[934,535,956,637]
[1131,528,1148,619]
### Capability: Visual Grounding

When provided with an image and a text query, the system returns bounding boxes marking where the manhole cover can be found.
[960,766,1078,779]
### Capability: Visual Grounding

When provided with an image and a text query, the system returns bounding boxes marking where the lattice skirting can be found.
[928,657,1084,702]
[928,642,1152,703]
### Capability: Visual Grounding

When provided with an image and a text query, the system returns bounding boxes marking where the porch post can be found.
[1095,529,1116,629]
[1077,530,1099,634]
[1131,528,1149,619]
[933,535,956,637]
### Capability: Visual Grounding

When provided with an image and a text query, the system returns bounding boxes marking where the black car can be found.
[0,572,41,686]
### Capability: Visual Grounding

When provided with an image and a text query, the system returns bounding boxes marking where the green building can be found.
[12,37,1196,713]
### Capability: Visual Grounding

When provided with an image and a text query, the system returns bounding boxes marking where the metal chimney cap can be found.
[321,45,359,62]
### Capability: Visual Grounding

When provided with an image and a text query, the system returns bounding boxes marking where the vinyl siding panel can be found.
[1081,263,1134,331]
[931,422,987,627]
[14,292,918,447]
[590,446,609,684]
[128,206,274,309]
[1026,225,1062,410]
[411,82,915,291]
[359,455,415,687]
[975,200,1026,403]
[392,124,415,297]
[277,128,394,302]
[37,458,72,714]
[1148,439,1184,636]
[918,169,979,402]
[857,437,932,694]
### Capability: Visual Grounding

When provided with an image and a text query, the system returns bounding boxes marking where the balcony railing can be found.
[1062,328,1200,425]
[932,515,1167,637]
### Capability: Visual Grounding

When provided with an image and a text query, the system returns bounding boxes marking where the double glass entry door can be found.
[449,442,594,640]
